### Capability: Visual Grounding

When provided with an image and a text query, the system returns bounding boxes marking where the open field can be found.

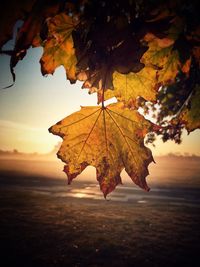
[0,157,200,267]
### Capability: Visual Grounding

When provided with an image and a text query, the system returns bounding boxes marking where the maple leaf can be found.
[10,0,62,67]
[40,13,78,83]
[98,66,159,107]
[1,0,62,87]
[141,35,181,85]
[49,103,154,197]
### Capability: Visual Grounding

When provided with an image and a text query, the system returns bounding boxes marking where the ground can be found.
[0,160,199,267]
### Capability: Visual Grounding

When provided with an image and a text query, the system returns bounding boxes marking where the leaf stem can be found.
[101,81,105,109]
[175,89,194,118]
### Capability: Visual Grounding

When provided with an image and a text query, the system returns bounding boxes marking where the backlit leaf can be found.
[10,0,61,68]
[141,37,180,85]
[99,66,158,107]
[49,103,154,197]
[40,13,78,83]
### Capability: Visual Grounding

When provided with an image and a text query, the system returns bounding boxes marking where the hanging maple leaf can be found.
[39,13,78,83]
[98,66,159,107]
[49,103,154,197]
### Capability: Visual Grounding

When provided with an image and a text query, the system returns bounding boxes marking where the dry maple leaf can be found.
[1,0,62,88]
[40,13,78,82]
[49,103,154,197]
[10,0,62,70]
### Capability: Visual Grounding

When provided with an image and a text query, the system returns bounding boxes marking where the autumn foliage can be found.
[1,0,200,196]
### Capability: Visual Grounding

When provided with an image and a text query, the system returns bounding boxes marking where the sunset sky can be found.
[0,46,200,156]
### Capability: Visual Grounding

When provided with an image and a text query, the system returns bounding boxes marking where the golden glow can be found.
[0,119,60,153]
[74,193,87,198]
[0,117,199,156]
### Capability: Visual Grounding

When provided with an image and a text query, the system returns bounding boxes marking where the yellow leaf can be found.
[49,103,154,197]
[142,40,180,85]
[99,66,158,107]
[40,13,77,83]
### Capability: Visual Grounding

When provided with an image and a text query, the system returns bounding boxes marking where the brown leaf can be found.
[40,13,78,82]
[10,0,62,69]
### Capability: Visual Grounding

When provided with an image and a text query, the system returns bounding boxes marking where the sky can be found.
[0,45,200,156]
